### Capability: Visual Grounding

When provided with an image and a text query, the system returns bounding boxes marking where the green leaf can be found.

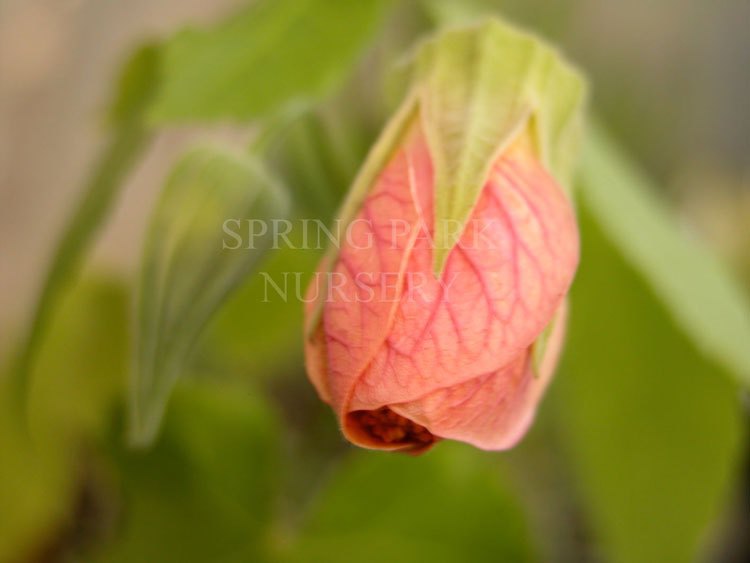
[28,278,130,443]
[0,277,129,561]
[108,44,162,127]
[579,123,750,384]
[283,444,537,563]
[11,45,159,419]
[130,146,289,446]
[271,105,374,223]
[420,0,493,26]
[0,380,71,562]
[205,228,322,379]
[148,0,389,122]
[98,382,280,563]
[556,205,745,563]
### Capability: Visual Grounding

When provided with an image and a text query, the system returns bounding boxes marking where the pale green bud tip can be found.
[412,17,587,274]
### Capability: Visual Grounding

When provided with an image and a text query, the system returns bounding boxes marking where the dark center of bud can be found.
[349,407,434,447]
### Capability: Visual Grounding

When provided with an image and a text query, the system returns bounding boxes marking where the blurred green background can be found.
[1,1,748,562]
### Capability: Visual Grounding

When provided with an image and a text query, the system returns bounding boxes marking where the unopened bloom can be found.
[304,19,585,453]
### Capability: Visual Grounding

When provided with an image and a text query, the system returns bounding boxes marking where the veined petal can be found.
[388,303,567,451]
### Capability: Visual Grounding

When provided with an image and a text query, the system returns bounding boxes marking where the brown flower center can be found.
[349,407,434,447]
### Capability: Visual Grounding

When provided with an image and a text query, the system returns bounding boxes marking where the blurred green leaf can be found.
[282,444,537,563]
[272,109,371,222]
[12,45,159,418]
[29,278,130,443]
[131,146,289,446]
[1,277,129,561]
[420,0,575,41]
[556,206,745,563]
[0,379,71,562]
[108,44,162,127]
[579,123,750,384]
[420,0,490,26]
[205,230,321,379]
[148,0,389,122]
[99,382,280,563]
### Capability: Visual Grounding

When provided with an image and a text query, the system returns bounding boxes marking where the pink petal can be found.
[387,303,567,450]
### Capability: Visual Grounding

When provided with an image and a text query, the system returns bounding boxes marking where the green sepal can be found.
[414,19,586,274]
[530,302,564,377]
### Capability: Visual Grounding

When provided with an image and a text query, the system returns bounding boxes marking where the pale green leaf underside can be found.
[416,19,586,274]
[579,123,750,384]
[130,147,289,446]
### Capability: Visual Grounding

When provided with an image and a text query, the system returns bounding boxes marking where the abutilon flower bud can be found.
[304,19,586,453]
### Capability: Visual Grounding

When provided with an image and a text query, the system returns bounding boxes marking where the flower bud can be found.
[304,19,585,452]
